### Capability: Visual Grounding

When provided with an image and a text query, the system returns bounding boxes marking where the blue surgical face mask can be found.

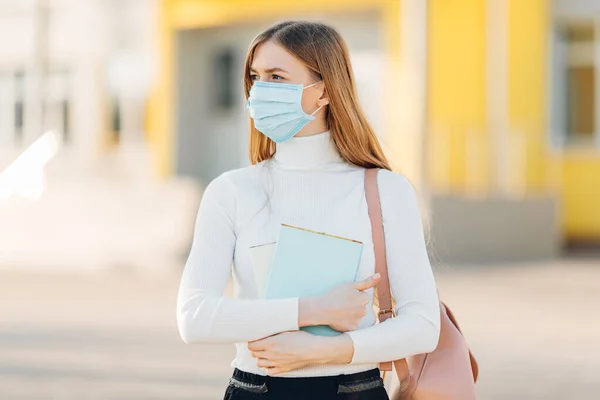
[247,81,324,143]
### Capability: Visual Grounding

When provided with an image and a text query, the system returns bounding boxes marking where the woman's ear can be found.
[316,85,330,107]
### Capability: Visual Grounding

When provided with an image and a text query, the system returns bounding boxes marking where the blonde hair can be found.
[243,21,391,170]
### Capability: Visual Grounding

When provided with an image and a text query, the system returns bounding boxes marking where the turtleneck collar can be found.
[272,130,345,169]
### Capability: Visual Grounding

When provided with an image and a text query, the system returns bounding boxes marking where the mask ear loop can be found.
[303,81,322,89]
[304,81,325,116]
[310,105,324,116]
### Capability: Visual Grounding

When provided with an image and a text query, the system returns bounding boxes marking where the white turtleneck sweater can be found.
[177,131,440,377]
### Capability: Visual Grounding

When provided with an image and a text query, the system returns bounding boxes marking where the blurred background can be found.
[1,0,599,399]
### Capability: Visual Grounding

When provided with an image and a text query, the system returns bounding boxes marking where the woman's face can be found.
[250,40,328,132]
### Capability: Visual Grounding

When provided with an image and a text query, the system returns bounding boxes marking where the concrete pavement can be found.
[1,259,598,399]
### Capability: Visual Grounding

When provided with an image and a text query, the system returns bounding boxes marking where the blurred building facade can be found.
[149,0,600,264]
[0,0,160,165]
[3,0,599,269]
[0,0,201,271]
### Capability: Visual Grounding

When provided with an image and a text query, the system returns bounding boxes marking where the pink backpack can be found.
[364,169,479,400]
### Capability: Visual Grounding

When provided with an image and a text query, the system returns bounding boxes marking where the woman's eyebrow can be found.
[250,67,289,74]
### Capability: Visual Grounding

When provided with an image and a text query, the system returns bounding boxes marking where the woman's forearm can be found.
[298,296,328,327]
[296,299,354,365]
[178,294,300,344]
[312,333,354,365]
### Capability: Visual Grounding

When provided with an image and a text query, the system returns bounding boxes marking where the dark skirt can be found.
[223,367,389,400]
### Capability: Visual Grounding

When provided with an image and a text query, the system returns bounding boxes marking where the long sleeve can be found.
[176,172,299,344]
[345,170,441,364]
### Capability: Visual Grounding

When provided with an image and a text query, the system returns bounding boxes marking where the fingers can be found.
[247,340,267,352]
[267,368,286,376]
[361,291,370,305]
[256,358,277,369]
[353,273,381,291]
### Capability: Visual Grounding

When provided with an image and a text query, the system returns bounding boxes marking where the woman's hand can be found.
[302,274,380,332]
[248,331,354,376]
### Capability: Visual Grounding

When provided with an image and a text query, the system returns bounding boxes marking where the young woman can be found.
[177,21,440,400]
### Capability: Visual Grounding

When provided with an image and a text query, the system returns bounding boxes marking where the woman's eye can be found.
[272,74,283,80]
[250,74,259,81]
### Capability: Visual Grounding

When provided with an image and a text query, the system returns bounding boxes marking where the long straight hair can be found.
[243,21,391,170]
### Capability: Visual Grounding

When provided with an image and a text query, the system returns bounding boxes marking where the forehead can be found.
[251,40,306,74]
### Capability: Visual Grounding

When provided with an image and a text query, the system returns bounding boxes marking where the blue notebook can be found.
[265,224,364,336]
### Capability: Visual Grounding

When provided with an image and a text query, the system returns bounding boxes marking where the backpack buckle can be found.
[378,308,395,316]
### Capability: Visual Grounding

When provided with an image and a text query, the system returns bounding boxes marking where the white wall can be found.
[0,1,206,274]
[553,0,600,16]
[0,0,158,159]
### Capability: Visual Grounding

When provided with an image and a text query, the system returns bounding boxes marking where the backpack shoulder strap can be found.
[364,168,394,320]
[365,168,397,373]
[364,168,412,381]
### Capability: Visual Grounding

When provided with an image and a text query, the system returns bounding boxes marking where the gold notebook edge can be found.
[281,224,363,244]
[249,242,277,249]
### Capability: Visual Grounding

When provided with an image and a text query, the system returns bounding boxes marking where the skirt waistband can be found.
[232,367,381,385]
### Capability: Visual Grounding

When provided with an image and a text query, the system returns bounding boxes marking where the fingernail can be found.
[373,273,380,279]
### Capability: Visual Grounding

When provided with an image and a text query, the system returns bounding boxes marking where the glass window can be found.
[14,70,25,144]
[552,19,599,147]
[110,97,121,144]
[213,49,236,110]
[46,70,71,144]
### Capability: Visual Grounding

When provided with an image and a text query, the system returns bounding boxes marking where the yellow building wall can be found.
[507,0,548,192]
[427,0,487,193]
[562,154,600,239]
[508,0,600,240]
[150,0,600,240]
[427,0,600,240]
[147,0,174,178]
